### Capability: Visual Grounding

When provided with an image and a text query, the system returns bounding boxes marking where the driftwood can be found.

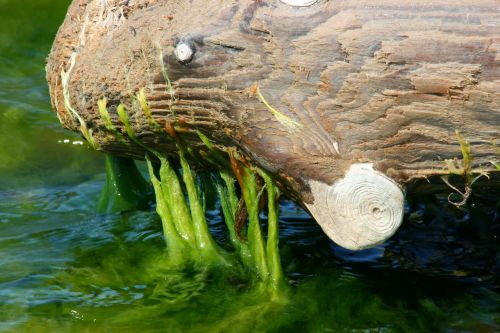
[46,0,499,250]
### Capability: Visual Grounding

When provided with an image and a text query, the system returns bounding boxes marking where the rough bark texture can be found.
[47,0,499,204]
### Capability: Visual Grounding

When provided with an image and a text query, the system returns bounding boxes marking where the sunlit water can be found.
[0,1,499,332]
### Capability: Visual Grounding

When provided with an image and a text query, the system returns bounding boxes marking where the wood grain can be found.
[47,0,500,204]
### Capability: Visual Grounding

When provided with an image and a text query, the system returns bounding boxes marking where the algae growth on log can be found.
[46,0,500,251]
[95,97,288,296]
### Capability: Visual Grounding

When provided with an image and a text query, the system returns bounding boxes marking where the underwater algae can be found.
[97,155,151,214]
[97,97,288,298]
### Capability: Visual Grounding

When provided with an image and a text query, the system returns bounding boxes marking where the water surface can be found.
[0,1,499,332]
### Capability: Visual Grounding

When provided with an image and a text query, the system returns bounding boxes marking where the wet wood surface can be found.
[47,0,500,202]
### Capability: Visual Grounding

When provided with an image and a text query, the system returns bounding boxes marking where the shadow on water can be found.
[0,0,499,332]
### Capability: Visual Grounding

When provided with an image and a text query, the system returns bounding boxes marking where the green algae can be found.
[215,171,252,265]
[97,155,151,214]
[106,96,287,294]
[113,103,230,267]
[97,98,114,131]
[239,164,270,282]
[194,130,287,295]
[146,155,195,266]
[259,170,287,295]
[117,104,137,142]
[145,152,229,268]
[16,231,500,333]
[97,98,126,144]
[96,100,153,214]
[154,153,196,243]
[177,146,229,266]
[233,162,288,298]
[136,88,162,131]
[248,83,301,132]
[442,130,490,207]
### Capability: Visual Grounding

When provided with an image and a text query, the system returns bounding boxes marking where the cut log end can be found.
[305,164,405,251]
[279,0,318,6]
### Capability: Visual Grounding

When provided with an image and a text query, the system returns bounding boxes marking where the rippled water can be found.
[0,1,499,332]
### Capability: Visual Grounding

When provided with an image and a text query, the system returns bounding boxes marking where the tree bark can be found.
[46,0,499,249]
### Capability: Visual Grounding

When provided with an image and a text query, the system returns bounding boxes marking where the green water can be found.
[0,1,499,332]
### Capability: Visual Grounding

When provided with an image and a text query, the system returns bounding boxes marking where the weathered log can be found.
[46,0,499,250]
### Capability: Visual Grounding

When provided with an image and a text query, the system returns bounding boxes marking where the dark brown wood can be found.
[47,0,500,204]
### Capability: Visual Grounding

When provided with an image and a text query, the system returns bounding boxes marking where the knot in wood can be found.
[174,42,194,63]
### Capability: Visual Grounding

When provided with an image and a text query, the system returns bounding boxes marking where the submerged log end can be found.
[305,164,405,251]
